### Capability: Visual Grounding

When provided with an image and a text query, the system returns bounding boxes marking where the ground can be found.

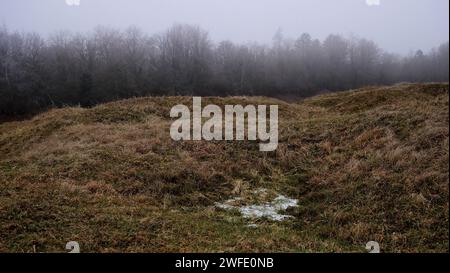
[0,83,448,253]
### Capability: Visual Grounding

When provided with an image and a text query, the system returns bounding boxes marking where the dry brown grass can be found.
[0,83,448,253]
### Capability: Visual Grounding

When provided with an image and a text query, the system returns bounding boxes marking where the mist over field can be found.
[1,0,448,54]
[1,0,449,116]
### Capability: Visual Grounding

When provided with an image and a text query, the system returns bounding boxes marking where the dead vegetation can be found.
[0,83,448,253]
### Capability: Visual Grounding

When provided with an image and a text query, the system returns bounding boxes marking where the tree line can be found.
[0,24,448,115]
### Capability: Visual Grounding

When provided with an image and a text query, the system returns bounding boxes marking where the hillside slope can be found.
[0,83,448,253]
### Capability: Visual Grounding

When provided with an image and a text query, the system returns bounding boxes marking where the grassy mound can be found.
[0,83,448,252]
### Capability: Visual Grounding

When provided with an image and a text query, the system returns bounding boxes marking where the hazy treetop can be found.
[0,0,448,55]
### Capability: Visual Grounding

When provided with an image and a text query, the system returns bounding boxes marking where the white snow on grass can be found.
[216,189,298,222]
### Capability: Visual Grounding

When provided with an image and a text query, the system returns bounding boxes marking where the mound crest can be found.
[0,83,448,252]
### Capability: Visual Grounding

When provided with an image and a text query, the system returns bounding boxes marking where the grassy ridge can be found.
[0,83,448,252]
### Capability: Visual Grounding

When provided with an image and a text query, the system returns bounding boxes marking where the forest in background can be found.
[0,24,448,115]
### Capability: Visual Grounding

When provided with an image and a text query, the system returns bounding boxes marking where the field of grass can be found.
[0,83,448,253]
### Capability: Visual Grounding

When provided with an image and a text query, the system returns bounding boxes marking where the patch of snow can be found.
[215,189,298,222]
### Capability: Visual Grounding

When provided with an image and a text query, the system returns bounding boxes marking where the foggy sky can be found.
[0,0,448,55]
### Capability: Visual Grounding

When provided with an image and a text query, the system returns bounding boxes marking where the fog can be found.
[0,0,448,54]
